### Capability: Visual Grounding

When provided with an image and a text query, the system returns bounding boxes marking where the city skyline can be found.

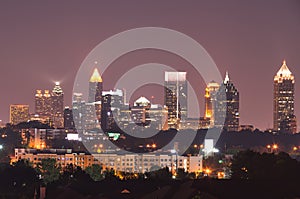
[6,63,298,133]
[0,1,300,131]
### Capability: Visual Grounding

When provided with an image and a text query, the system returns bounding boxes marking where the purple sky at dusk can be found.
[0,1,300,130]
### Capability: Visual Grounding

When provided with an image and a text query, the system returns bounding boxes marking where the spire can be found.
[90,68,102,82]
[276,60,292,76]
[52,82,63,95]
[224,71,230,84]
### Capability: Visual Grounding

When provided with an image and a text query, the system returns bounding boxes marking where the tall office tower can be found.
[35,90,51,117]
[64,107,75,130]
[88,68,103,124]
[51,82,64,128]
[164,72,187,129]
[35,90,43,115]
[101,89,124,131]
[72,93,85,133]
[273,60,297,134]
[43,90,52,116]
[215,72,239,131]
[204,81,220,127]
[10,104,30,125]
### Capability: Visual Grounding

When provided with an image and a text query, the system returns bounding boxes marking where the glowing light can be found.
[204,168,212,174]
[267,145,271,149]
[90,68,102,82]
[272,144,278,149]
[55,81,60,86]
[293,146,298,151]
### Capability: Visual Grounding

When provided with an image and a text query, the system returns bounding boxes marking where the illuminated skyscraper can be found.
[10,104,30,125]
[215,72,239,131]
[88,68,103,125]
[273,60,296,134]
[164,72,187,129]
[72,93,85,133]
[204,81,220,127]
[101,89,124,131]
[89,68,103,103]
[35,89,51,117]
[51,82,64,128]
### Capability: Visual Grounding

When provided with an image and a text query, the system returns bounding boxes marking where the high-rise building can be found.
[72,93,85,133]
[35,89,52,117]
[51,82,64,128]
[164,72,187,129]
[88,68,103,126]
[204,81,220,127]
[89,68,103,103]
[64,107,75,130]
[273,60,297,134]
[215,72,239,131]
[131,96,151,126]
[101,89,124,131]
[10,104,30,125]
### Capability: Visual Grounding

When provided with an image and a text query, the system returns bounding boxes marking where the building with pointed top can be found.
[273,60,297,134]
[215,72,239,131]
[84,68,103,130]
[88,68,103,103]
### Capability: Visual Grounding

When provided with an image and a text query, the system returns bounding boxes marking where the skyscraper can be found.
[88,68,103,124]
[51,82,64,128]
[10,104,30,125]
[164,72,187,129]
[215,72,239,131]
[35,89,51,117]
[101,89,124,131]
[273,60,297,134]
[72,93,86,133]
[64,107,75,130]
[204,81,220,127]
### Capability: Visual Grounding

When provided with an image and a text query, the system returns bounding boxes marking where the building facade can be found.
[10,104,30,125]
[164,72,187,129]
[204,81,220,127]
[51,82,64,128]
[215,72,239,131]
[64,107,75,130]
[273,60,297,134]
[12,148,98,170]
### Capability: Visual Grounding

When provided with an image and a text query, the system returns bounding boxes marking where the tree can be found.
[85,164,104,181]
[231,150,300,180]
[36,158,60,185]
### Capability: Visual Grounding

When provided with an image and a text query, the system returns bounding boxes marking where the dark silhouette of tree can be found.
[231,150,300,180]
[0,160,37,198]
[36,158,60,185]
[145,167,172,180]
[85,164,104,181]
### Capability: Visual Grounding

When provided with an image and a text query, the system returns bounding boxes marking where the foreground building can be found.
[12,148,98,169]
[12,148,202,174]
[273,60,297,134]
